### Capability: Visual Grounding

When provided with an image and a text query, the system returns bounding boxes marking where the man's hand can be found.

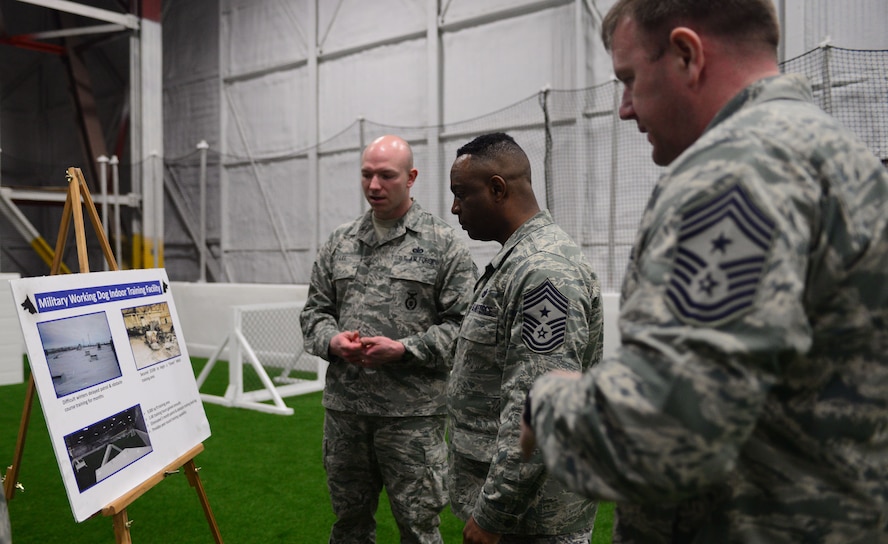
[519,417,537,461]
[520,370,582,459]
[463,516,500,544]
[329,330,363,364]
[359,336,406,369]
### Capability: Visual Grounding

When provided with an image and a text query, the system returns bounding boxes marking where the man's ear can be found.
[669,27,705,86]
[489,175,507,202]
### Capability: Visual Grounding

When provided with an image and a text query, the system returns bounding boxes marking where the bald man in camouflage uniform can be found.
[448,132,602,544]
[301,135,477,543]
[521,1,888,542]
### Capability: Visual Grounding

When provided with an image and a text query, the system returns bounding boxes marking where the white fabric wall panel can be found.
[802,0,888,51]
[318,0,425,54]
[582,3,616,87]
[427,148,459,224]
[596,116,661,243]
[225,249,315,284]
[318,39,428,141]
[222,0,311,77]
[442,6,575,123]
[225,68,312,156]
[318,151,365,238]
[549,121,608,244]
[441,0,567,23]
[405,143,447,220]
[226,158,312,250]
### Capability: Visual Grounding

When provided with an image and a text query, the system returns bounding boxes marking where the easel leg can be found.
[4,375,35,501]
[6,167,97,502]
[112,509,133,544]
[184,460,224,544]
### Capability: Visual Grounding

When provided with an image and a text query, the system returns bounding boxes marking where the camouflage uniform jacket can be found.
[529,73,888,542]
[448,210,602,535]
[0,490,9,544]
[300,201,477,416]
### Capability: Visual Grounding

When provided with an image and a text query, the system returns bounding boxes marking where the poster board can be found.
[8,268,211,522]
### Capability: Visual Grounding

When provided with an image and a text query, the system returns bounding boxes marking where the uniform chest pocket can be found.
[458,310,498,346]
[453,310,502,394]
[389,260,438,314]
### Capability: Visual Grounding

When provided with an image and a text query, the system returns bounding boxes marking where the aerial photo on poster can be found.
[37,311,121,398]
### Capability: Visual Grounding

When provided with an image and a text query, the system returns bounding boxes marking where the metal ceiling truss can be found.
[0,1,163,274]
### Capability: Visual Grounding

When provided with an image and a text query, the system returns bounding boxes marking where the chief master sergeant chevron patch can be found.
[666,184,776,326]
[522,279,569,353]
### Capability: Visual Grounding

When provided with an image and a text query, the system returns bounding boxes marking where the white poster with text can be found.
[9,269,211,522]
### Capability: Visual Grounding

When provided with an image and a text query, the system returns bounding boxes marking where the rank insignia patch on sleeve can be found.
[666,184,776,326]
[522,279,569,353]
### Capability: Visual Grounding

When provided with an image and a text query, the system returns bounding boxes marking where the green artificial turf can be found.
[1,357,612,543]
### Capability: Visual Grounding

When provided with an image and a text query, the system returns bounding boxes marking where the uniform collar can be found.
[355,199,422,246]
[705,73,813,135]
[487,210,553,272]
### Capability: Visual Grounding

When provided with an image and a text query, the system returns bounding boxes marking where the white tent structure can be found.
[1,0,887,288]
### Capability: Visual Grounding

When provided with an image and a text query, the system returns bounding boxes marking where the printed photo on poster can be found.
[122,302,182,369]
[65,404,153,492]
[36,311,121,398]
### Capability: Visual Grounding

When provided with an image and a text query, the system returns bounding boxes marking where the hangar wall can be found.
[2,0,888,288]
[162,0,606,284]
[160,0,888,287]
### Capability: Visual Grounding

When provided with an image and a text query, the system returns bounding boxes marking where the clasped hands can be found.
[329,330,406,369]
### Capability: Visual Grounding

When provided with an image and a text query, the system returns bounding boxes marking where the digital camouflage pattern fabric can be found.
[301,199,476,544]
[0,491,9,544]
[448,210,602,536]
[529,74,888,543]
[322,411,449,543]
[300,201,477,416]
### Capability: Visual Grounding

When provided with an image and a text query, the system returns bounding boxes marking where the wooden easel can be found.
[3,167,223,544]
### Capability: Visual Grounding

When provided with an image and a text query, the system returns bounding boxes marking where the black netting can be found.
[161,47,888,290]
[782,47,888,159]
